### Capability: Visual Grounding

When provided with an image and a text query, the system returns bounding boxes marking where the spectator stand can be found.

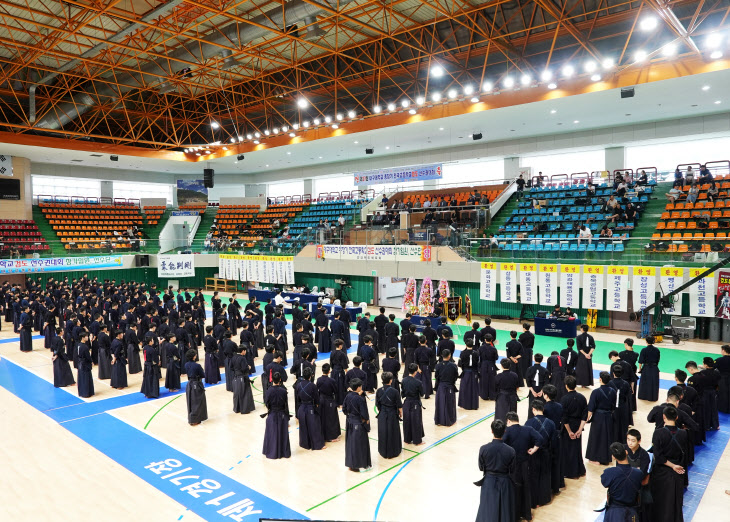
[0,219,49,257]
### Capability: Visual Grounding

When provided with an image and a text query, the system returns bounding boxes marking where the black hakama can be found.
[343,391,371,469]
[263,386,291,459]
[127,344,142,374]
[418,364,433,398]
[319,393,341,441]
[141,363,160,398]
[76,344,94,398]
[223,356,233,392]
[718,372,730,414]
[232,375,255,414]
[375,385,402,458]
[575,352,594,387]
[52,351,75,388]
[204,351,221,384]
[97,347,112,380]
[478,359,497,400]
[458,369,479,410]
[317,326,331,354]
[651,465,683,522]
[19,326,32,352]
[402,397,424,444]
[560,391,588,479]
[111,357,128,389]
[495,391,517,423]
[159,342,167,367]
[297,403,325,451]
[476,440,516,522]
[165,358,181,391]
[585,386,616,464]
[186,380,208,424]
[43,325,55,349]
[434,383,457,426]
[332,368,347,405]
[638,365,660,402]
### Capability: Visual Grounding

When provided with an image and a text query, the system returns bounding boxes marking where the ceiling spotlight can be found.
[416,96,425,105]
[715,100,722,104]
[281,126,288,132]
[464,85,474,95]
[662,43,678,57]
[706,33,723,49]
[237,154,245,161]
[313,118,320,125]
[293,123,300,130]
[254,132,260,138]
[195,153,201,156]
[354,141,359,144]
[297,98,309,108]
[430,65,444,77]
[602,58,615,69]
[321,116,329,124]
[483,81,493,91]
[264,130,270,135]
[432,92,442,102]
[222,147,228,151]
[387,103,396,111]
[287,152,291,155]
[373,105,382,113]
[210,121,219,129]
[253,140,260,144]
[550,109,557,114]
[289,132,295,137]
[401,99,410,108]
[331,124,339,129]
[547,83,557,90]
[634,50,647,62]
[347,111,356,118]
[584,61,597,73]
[409,108,416,114]
[503,76,515,88]
[303,121,310,127]
[336,113,343,120]
[385,146,390,150]
[562,65,575,78]
[266,164,269,167]
[591,74,601,82]
[640,17,658,31]
[470,97,479,103]
[711,50,723,60]
[272,127,279,134]
[183,149,189,153]
[573,120,580,124]
[540,70,552,82]
[230,138,236,143]
[237,136,243,142]
[520,74,531,86]
[448,89,457,99]
[702,85,711,91]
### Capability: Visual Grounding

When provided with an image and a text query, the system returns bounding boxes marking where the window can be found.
[442,159,504,186]
[268,180,304,199]
[521,150,604,176]
[113,181,173,205]
[313,174,363,196]
[32,175,101,200]
[626,136,730,173]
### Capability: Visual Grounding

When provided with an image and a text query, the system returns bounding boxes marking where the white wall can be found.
[206,183,246,201]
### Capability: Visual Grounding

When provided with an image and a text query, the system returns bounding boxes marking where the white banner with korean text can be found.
[560,264,581,308]
[500,262,518,303]
[479,262,497,301]
[538,264,558,306]
[519,263,539,304]
[606,266,629,312]
[660,267,684,315]
[632,267,656,312]
[581,265,604,310]
[689,268,715,317]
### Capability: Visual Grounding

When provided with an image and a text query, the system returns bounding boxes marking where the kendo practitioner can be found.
[414,335,433,399]
[400,324,419,376]
[546,351,568,401]
[400,313,413,337]
[575,324,596,387]
[716,344,730,414]
[434,349,458,427]
[503,411,544,521]
[340,306,353,349]
[19,304,33,352]
[342,378,372,472]
[110,329,128,390]
[676,368,703,444]
[560,338,579,377]
[375,371,403,458]
[184,349,208,426]
[421,318,438,370]
[700,357,721,430]
[525,353,549,419]
[290,300,304,334]
[356,312,370,347]
[345,356,367,391]
[329,339,349,405]
[619,339,639,411]
[140,335,161,399]
[272,310,288,359]
[232,344,255,415]
[42,304,57,349]
[291,347,315,415]
[266,351,288,390]
[163,333,181,392]
[464,321,482,347]
[193,302,206,346]
[525,400,556,508]
[494,358,519,422]
[213,317,226,368]
[373,307,388,351]
[437,330,456,360]
[542,385,564,493]
[609,350,636,412]
[76,332,94,398]
[384,314,400,361]
[475,419,516,522]
[560,375,588,479]
[96,323,112,380]
[599,443,644,522]
[228,297,240,336]
[686,360,713,435]
[646,387,698,474]
[650,406,687,522]
[360,335,378,393]
[203,325,221,385]
[478,334,498,400]
[330,311,346,346]
[585,371,616,465]
[222,331,237,392]
[296,367,325,450]
[360,321,379,370]
[637,335,660,402]
[317,363,341,442]
[608,365,633,444]
[125,323,142,374]
[401,363,425,445]
[506,330,525,387]
[457,338,479,410]
[518,323,535,376]
[479,318,497,348]
[625,427,652,522]
[382,347,402,394]
[51,327,75,388]
[262,371,291,459]
[315,308,331,354]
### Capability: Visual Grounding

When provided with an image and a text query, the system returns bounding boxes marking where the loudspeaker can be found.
[621,87,635,99]
[110,155,118,161]
[204,168,214,188]
[472,132,483,141]
[136,254,150,267]
[365,148,374,155]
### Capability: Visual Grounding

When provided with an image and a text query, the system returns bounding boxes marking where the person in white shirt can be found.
[423,199,432,208]
[273,289,289,308]
[578,225,592,245]
[337,214,346,227]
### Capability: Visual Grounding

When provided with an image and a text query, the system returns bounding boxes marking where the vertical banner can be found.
[632,267,656,311]
[560,264,581,308]
[285,260,295,284]
[500,262,518,303]
[238,259,247,282]
[689,268,715,317]
[660,267,684,315]
[276,260,286,285]
[229,257,239,281]
[247,258,257,282]
[519,263,538,304]
[268,259,277,284]
[539,264,558,306]
[582,265,604,310]
[480,262,497,301]
[716,270,730,318]
[606,266,629,312]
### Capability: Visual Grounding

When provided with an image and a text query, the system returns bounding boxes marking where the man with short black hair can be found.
[475,420,516,522]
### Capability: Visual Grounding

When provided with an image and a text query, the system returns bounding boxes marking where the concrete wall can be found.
[0,156,32,220]
[140,197,168,208]
[219,196,267,209]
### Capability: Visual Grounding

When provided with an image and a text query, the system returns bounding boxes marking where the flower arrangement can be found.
[418,277,434,315]
[402,278,418,314]
[437,279,450,303]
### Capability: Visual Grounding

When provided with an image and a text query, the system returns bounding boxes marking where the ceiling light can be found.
[237,136,243,142]
[281,126,288,132]
[591,74,601,82]
[313,118,320,125]
[439,127,444,131]
[562,65,575,78]
[287,152,291,155]
[706,33,723,49]
[303,121,310,127]
[264,130,270,135]
[503,76,515,88]
[385,146,390,150]
[432,92,442,102]
[702,85,711,91]
[547,82,557,90]
[573,120,580,124]
[354,140,359,144]
[584,61,597,73]
[464,85,474,95]
[297,98,309,108]
[210,121,219,129]
[196,153,201,156]
[430,65,444,77]
[540,70,552,82]
[409,108,417,114]
[482,81,493,91]
[416,96,425,105]
[347,110,356,118]
[634,50,647,62]
[711,50,723,60]
[324,116,331,123]
[222,146,228,150]
[293,123,300,130]
[289,132,295,137]
[662,43,678,57]
[318,156,322,159]
[230,138,236,143]
[470,97,479,103]
[448,89,457,99]
[550,109,557,114]
[336,113,343,120]
[254,132,260,138]
[272,127,279,134]
[640,17,658,31]
[520,74,531,86]
[387,103,396,111]
[373,105,382,113]
[184,149,189,153]
[266,164,269,167]
[253,140,259,144]
[602,58,614,69]
[715,100,722,105]
[331,124,338,129]
[401,99,410,108]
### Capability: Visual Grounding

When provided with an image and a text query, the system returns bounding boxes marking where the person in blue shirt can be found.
[600,443,643,521]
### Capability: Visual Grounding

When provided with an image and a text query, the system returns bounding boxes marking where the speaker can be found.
[365,148,374,155]
[204,168,214,188]
[472,132,483,141]
[110,155,118,161]
[621,87,635,99]
[136,254,150,267]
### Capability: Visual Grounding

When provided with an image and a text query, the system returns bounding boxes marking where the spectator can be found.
[666,186,685,203]
[699,165,714,184]
[422,209,435,225]
[615,179,628,198]
[605,195,619,211]
[423,198,432,209]
[439,197,448,208]
[480,193,491,211]
[380,194,389,207]
[624,202,637,223]
[607,205,623,223]
[708,181,719,202]
[636,170,648,186]
[613,172,624,190]
[587,183,596,196]
[488,233,499,249]
[685,166,694,185]
[406,200,414,210]
[673,168,684,188]
[516,174,525,197]
[578,225,593,245]
[599,225,613,240]
[272,218,280,228]
[337,213,346,227]
[686,183,699,204]
[536,172,545,187]
[468,190,480,205]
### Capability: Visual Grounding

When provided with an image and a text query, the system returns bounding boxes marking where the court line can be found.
[144,394,182,429]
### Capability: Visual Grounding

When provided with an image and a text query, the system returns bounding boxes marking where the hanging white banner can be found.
[480,262,498,301]
[519,263,538,304]
[238,259,247,282]
[560,264,581,308]
[500,262,518,303]
[660,267,684,315]
[689,268,715,317]
[158,254,195,278]
[606,266,629,312]
[285,260,295,284]
[539,264,558,306]
[632,267,656,311]
[581,265,604,310]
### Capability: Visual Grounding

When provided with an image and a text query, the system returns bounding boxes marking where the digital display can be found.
[0,178,20,200]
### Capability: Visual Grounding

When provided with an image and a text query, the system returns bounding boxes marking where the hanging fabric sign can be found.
[519,263,538,304]
[660,267,684,316]
[539,264,558,306]
[500,262,518,303]
[581,265,604,310]
[480,262,497,301]
[632,266,656,311]
[560,264,581,308]
[689,268,715,317]
[606,266,629,312]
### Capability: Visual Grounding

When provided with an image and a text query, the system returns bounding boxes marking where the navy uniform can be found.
[560,390,588,478]
[231,352,255,414]
[478,341,498,400]
[600,463,643,522]
[650,425,687,522]
[185,359,208,425]
[638,344,661,401]
[296,379,325,450]
[585,384,616,464]
[457,347,479,410]
[76,341,94,397]
[401,375,425,445]
[140,343,160,398]
[503,423,544,521]
[525,363,549,419]
[524,414,556,508]
[329,349,350,405]
[316,374,341,441]
[475,439,516,522]
[414,344,433,398]
[52,336,75,388]
[575,331,595,386]
[262,384,291,459]
[343,390,371,470]
[494,369,519,422]
[434,358,458,426]
[546,353,568,400]
[110,337,128,389]
[375,384,402,458]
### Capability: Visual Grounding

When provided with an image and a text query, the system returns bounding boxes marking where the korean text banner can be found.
[519,263,538,304]
[316,244,432,262]
[581,265,604,310]
[689,268,715,317]
[353,163,443,186]
[606,266,629,312]
[500,262,517,303]
[632,266,656,311]
[560,265,581,308]
[219,255,294,285]
[479,262,497,301]
[660,267,684,316]
[539,264,558,306]
[0,255,123,274]
[158,254,195,278]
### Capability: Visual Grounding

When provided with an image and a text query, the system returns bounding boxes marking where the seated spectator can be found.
[587,183,597,196]
[624,202,637,222]
[607,205,623,223]
[467,190,480,205]
[699,165,713,184]
[599,225,614,239]
[532,199,540,210]
[708,181,719,202]
[422,210,435,225]
[488,233,499,248]
[380,194,389,207]
[636,170,648,186]
[666,186,684,203]
[613,173,624,190]
[673,168,684,188]
[519,216,527,227]
[396,200,405,210]
[439,197,448,208]
[578,225,593,245]
[272,218,280,228]
[422,198,431,208]
[605,195,619,212]
[685,167,694,185]
[480,193,490,209]
[615,179,628,197]
[686,183,699,204]
[406,200,414,210]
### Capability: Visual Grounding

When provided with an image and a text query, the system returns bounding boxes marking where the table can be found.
[247,289,320,305]
[534,316,579,338]
[306,302,363,317]
[248,289,276,302]
[282,292,319,304]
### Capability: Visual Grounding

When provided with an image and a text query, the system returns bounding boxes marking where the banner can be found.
[0,255,123,274]
[316,245,432,262]
[171,211,199,217]
[560,264,581,308]
[447,296,461,323]
[218,254,294,284]
[632,267,656,312]
[716,270,730,318]
[606,266,629,312]
[582,265,604,310]
[519,263,538,304]
[480,262,497,301]
[689,268,715,317]
[354,163,443,186]
[500,262,518,303]
[660,267,684,315]
[158,254,195,278]
[176,179,208,206]
[539,264,558,306]
[0,154,12,176]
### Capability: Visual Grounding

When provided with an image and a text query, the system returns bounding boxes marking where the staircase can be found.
[190,210,216,251]
[622,181,673,264]
[141,208,172,253]
[32,206,66,256]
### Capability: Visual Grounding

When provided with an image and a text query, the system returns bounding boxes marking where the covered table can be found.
[247,289,320,305]
[534,317,580,338]
[306,302,363,319]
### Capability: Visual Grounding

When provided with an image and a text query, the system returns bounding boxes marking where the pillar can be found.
[101,180,113,200]
[504,157,520,181]
[303,178,314,197]
[244,184,267,198]
[605,146,625,173]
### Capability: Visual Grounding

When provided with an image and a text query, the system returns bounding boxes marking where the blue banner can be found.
[354,163,443,186]
[0,255,123,274]
[171,211,199,217]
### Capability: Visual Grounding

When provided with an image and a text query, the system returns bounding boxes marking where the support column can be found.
[101,180,113,200]
[605,146,625,173]
[303,178,314,197]
[504,157,520,181]
[244,184,267,198]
